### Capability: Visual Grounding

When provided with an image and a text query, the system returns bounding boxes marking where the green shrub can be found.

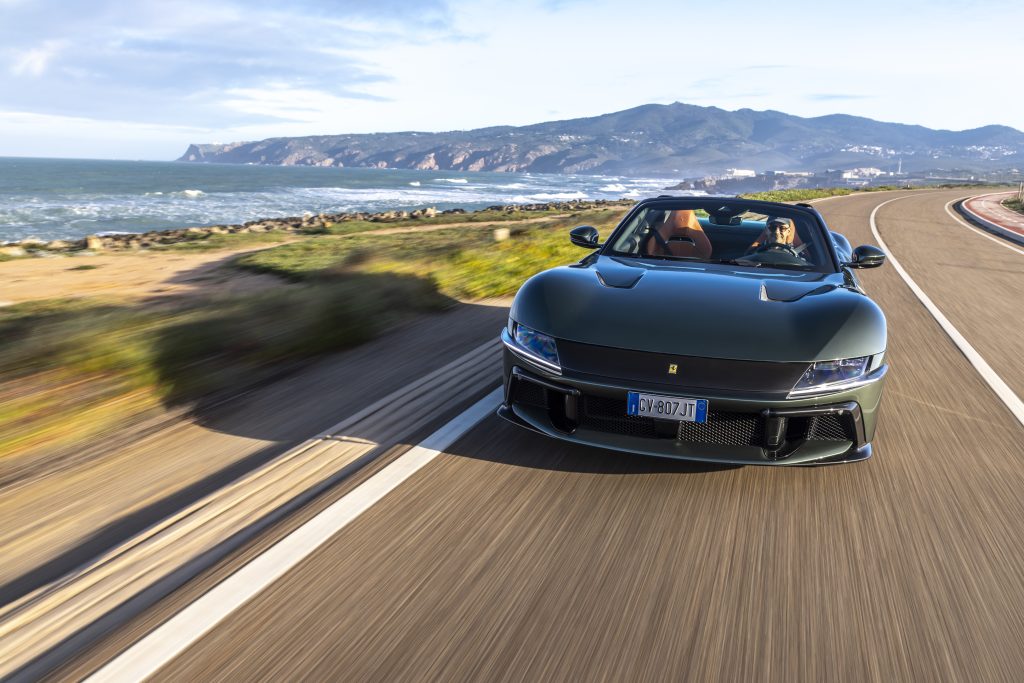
[741,188,854,202]
[235,208,625,299]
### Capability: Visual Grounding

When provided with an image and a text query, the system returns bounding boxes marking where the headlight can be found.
[789,355,882,396]
[504,321,560,372]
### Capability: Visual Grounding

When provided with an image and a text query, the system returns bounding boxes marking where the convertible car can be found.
[498,196,888,465]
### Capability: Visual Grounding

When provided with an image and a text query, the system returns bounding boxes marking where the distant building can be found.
[841,167,885,180]
[724,168,756,178]
[766,170,813,177]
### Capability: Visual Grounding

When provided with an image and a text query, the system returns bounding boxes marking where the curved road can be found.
[58,190,1024,681]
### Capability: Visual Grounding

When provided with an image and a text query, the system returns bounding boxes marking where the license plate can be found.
[626,391,708,423]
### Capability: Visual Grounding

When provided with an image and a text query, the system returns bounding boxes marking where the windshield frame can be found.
[598,196,843,274]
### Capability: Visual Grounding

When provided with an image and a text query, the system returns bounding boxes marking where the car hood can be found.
[510,256,886,363]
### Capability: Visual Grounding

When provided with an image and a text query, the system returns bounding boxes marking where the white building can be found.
[841,167,885,180]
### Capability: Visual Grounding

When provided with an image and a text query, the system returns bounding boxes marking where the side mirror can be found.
[569,225,600,248]
[845,244,886,269]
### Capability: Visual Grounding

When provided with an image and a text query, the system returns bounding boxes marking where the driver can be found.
[746,217,800,253]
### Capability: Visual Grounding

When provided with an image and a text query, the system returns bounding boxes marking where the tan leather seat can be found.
[644,209,713,259]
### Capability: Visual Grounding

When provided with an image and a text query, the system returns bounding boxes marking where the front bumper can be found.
[499,346,887,466]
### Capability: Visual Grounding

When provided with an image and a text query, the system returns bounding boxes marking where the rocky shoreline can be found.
[0,199,633,257]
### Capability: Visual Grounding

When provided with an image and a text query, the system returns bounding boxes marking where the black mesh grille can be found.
[580,395,761,446]
[583,395,631,418]
[677,412,763,446]
[807,414,855,441]
[580,396,659,437]
[512,380,548,409]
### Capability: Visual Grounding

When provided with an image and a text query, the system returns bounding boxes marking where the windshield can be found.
[606,201,835,273]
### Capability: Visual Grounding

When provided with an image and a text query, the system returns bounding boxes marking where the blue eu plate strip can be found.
[696,399,708,423]
[626,392,639,416]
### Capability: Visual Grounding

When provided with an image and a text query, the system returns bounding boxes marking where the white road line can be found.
[86,386,504,683]
[944,197,1024,256]
[870,196,1024,429]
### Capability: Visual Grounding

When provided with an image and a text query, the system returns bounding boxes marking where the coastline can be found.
[0,198,633,258]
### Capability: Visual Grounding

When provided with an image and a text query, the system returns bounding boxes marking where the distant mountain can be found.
[178,102,1024,176]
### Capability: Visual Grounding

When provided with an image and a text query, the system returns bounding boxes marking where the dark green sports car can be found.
[498,196,888,465]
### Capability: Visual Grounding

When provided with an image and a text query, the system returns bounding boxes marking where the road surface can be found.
[19,190,1024,681]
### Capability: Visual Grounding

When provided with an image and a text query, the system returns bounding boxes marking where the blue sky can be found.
[1,0,1022,160]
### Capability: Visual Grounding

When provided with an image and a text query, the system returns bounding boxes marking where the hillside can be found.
[178,102,1024,176]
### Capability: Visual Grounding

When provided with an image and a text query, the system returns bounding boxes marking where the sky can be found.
[1,0,1022,160]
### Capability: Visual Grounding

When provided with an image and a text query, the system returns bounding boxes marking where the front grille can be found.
[509,372,858,453]
[511,379,548,409]
[806,414,855,441]
[580,395,761,446]
[677,412,763,446]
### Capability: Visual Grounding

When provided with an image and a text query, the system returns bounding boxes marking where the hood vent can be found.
[595,263,644,289]
[761,281,837,303]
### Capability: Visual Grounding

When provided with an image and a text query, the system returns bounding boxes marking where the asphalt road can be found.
[58,190,1024,681]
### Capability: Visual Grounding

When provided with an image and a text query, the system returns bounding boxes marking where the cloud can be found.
[10,40,64,77]
[221,84,390,122]
[0,0,455,127]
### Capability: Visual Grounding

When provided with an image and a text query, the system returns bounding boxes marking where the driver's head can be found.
[765,217,794,245]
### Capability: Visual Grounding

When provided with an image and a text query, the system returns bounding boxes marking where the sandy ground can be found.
[0,214,583,307]
[0,247,288,306]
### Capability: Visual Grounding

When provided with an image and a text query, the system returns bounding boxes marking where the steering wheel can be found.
[754,241,800,258]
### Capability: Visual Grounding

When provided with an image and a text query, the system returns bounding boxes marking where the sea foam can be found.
[524,191,588,201]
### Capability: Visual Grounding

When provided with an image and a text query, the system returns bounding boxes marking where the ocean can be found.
[0,157,677,243]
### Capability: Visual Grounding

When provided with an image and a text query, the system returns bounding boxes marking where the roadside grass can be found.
[0,203,627,460]
[304,207,578,236]
[0,275,451,459]
[741,188,855,202]
[153,231,294,252]
[237,207,624,299]
[139,207,596,250]
[740,185,957,203]
[1003,198,1024,215]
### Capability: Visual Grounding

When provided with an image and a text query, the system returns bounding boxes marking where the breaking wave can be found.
[0,158,680,242]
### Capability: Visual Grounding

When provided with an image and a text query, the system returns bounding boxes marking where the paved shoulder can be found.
[870,190,1024,399]
[962,191,1024,242]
